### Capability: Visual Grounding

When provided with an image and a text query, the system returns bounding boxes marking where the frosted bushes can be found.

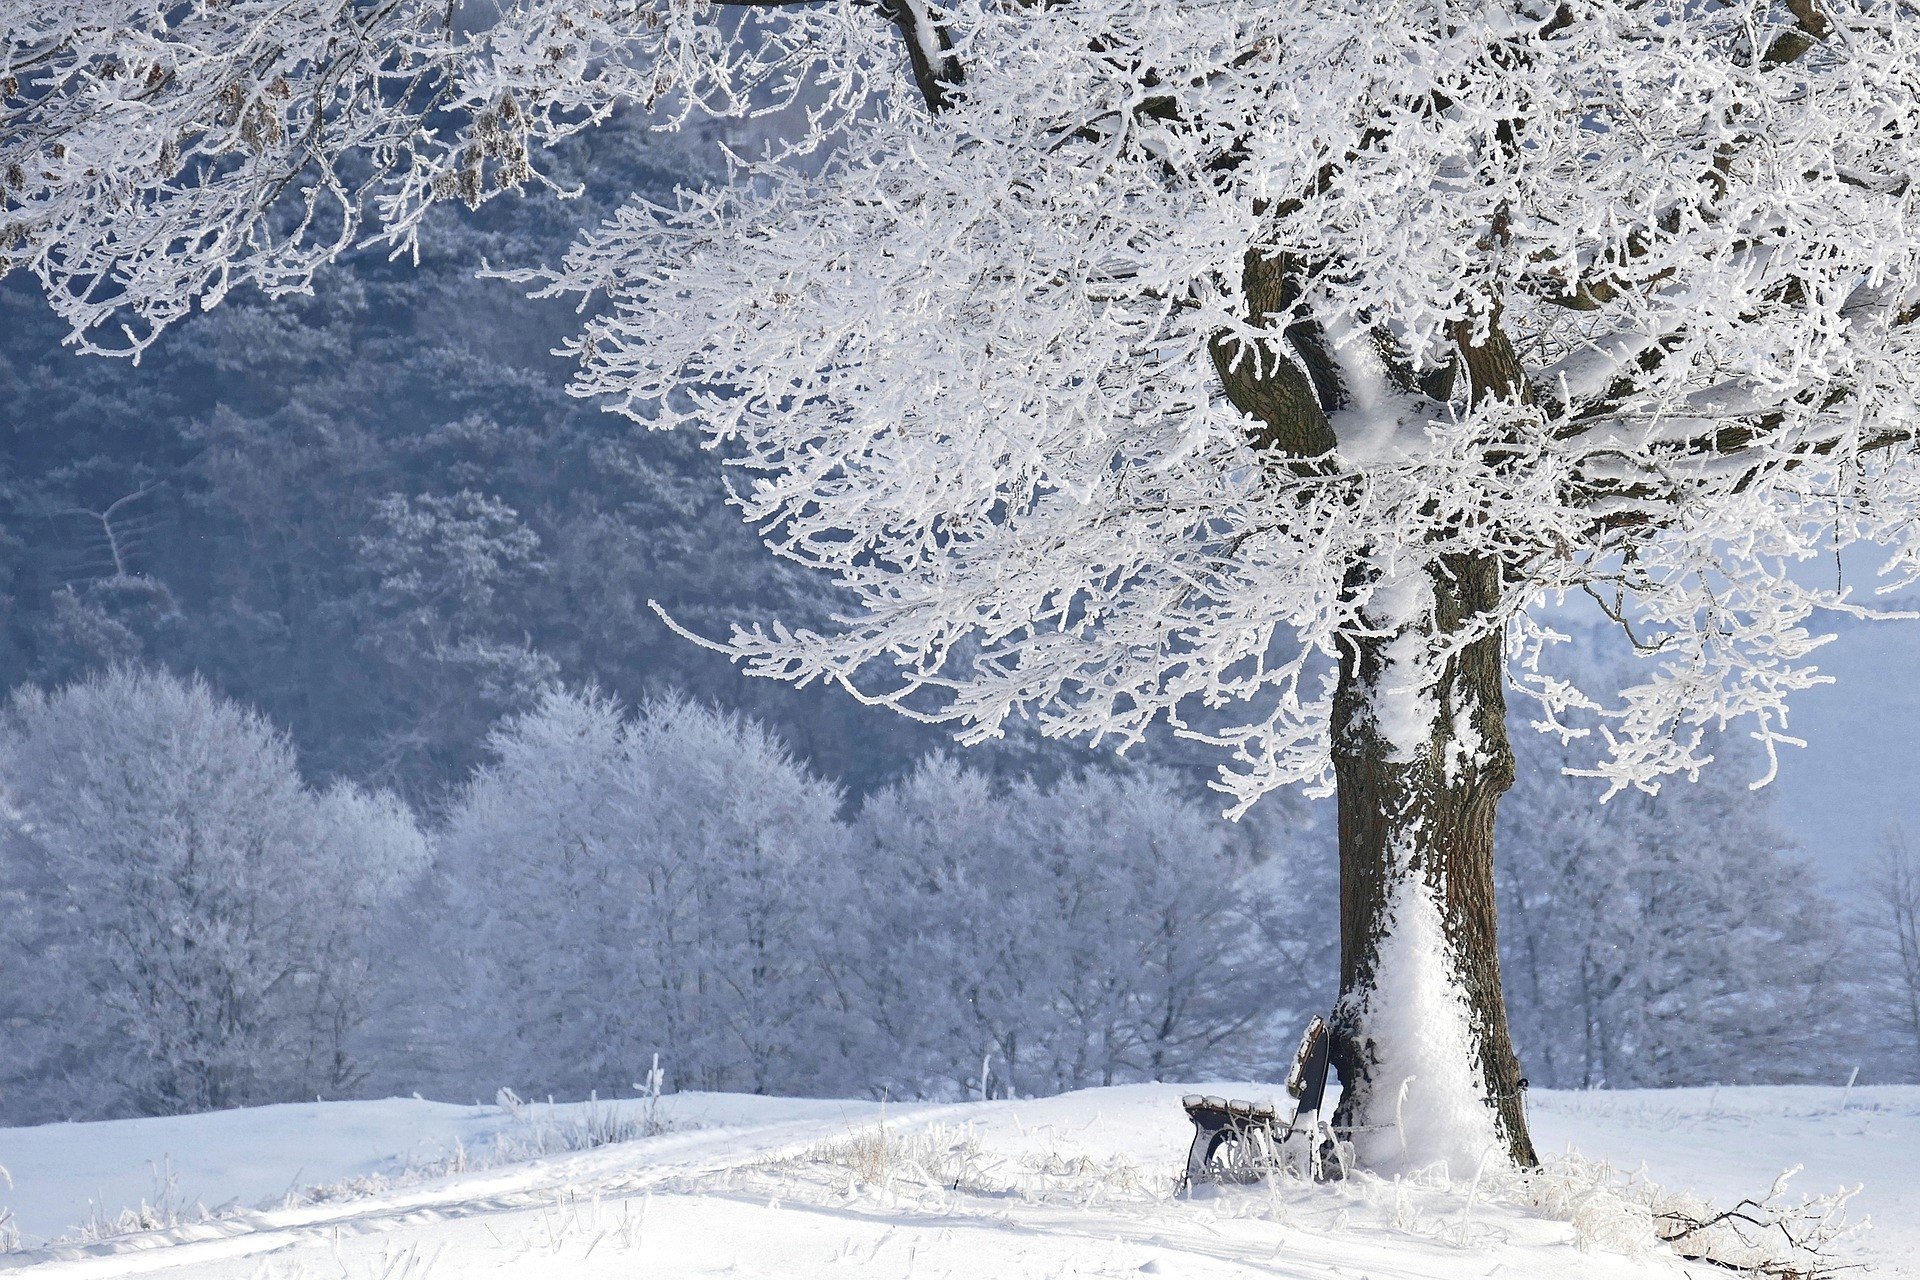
[1197,1148,1861,1280]
[783,1120,1151,1204]
[418,703,1293,1103]
[0,667,428,1123]
[797,1123,1000,1195]
[70,1160,198,1245]
[1319,1149,1863,1278]
[422,688,851,1100]
[1504,1155,1863,1280]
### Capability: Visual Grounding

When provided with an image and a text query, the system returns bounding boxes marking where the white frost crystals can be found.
[6,0,1920,809]
[1363,571,1442,767]
[537,0,1920,812]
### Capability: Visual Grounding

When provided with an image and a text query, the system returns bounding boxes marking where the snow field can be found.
[1,1084,1912,1279]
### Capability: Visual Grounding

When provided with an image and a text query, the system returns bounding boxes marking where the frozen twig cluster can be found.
[1514,1154,1863,1280]
[7,0,1920,807]
[546,0,1920,809]
[1,0,790,354]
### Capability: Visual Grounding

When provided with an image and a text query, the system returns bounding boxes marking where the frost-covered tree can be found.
[300,781,433,1095]
[1042,769,1287,1085]
[841,760,1286,1098]
[9,0,1920,1167]
[425,688,848,1098]
[0,668,424,1121]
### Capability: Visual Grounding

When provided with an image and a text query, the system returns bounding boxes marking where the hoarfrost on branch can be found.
[7,0,1920,808]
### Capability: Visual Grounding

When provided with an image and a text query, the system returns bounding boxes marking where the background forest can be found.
[1,114,1914,1125]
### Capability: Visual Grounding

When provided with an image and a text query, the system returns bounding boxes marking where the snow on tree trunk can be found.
[1330,554,1536,1172]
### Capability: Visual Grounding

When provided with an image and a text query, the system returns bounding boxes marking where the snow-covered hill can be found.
[2,1085,1911,1279]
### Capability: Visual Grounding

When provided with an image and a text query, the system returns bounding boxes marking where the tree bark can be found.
[1327,553,1539,1170]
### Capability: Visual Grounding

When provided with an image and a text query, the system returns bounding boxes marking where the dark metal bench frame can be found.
[1181,1014,1334,1187]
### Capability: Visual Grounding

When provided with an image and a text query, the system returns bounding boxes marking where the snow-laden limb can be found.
[521,0,1920,810]
[0,0,891,357]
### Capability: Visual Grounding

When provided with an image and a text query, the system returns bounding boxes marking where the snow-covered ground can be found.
[1,1084,1911,1278]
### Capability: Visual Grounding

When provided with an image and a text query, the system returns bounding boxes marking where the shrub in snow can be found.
[0,667,426,1122]
[70,1158,202,1246]
[797,1122,1000,1195]
[464,1093,665,1164]
[0,1164,14,1253]
[1213,1144,1862,1280]
[1508,1155,1862,1280]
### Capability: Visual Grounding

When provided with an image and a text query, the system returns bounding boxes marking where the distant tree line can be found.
[0,666,1908,1126]
[401,688,1293,1103]
[0,670,1295,1120]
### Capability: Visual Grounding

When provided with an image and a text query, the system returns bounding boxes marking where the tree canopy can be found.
[7,0,1916,806]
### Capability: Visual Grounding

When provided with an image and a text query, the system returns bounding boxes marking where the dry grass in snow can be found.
[0,1084,1900,1280]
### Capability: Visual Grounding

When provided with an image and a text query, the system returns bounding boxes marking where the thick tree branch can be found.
[1575,411,1920,539]
[713,0,961,114]
[1209,248,1339,466]
[875,0,964,114]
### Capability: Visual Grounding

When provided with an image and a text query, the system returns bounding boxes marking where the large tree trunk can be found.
[1327,553,1538,1172]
